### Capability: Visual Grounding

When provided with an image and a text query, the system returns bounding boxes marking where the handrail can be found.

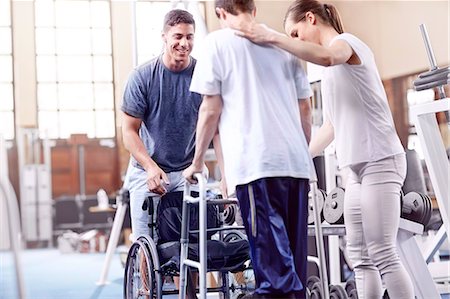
[0,179,27,299]
[0,134,26,299]
[309,158,330,299]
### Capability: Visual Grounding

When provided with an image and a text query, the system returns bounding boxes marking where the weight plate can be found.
[330,284,348,299]
[421,193,432,228]
[323,187,345,224]
[308,189,325,224]
[348,289,359,299]
[345,279,356,295]
[307,275,321,290]
[418,66,450,78]
[223,204,236,225]
[401,192,426,224]
[418,193,428,225]
[311,281,324,299]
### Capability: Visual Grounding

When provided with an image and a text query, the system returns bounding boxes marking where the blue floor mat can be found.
[1,248,448,299]
[1,248,124,299]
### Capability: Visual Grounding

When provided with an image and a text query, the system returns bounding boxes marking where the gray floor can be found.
[1,248,124,299]
[0,248,240,299]
[1,248,449,299]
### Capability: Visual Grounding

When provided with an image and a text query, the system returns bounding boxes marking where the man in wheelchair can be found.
[121,8,251,298]
[121,7,201,245]
[120,8,204,298]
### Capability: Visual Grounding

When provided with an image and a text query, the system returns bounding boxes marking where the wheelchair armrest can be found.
[141,196,155,216]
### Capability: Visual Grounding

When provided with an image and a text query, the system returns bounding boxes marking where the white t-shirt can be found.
[322,33,404,168]
[190,28,313,193]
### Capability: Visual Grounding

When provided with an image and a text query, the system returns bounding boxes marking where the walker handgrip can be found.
[185,172,205,186]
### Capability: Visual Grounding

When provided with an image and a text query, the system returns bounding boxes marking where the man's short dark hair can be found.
[163,9,195,32]
[215,0,255,17]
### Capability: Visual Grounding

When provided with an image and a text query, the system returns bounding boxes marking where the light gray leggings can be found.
[344,154,414,299]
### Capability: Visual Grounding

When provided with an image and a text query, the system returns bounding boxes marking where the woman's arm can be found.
[309,118,335,158]
[271,33,353,66]
[234,23,353,66]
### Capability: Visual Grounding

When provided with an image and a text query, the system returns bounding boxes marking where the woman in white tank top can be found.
[232,0,414,298]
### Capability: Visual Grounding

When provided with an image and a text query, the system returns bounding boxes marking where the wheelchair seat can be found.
[157,238,250,274]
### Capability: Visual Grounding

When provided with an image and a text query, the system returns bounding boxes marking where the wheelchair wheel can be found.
[124,236,162,299]
[223,230,247,242]
[137,235,162,297]
[223,230,254,295]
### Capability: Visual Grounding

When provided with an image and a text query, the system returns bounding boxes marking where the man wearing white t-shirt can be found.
[183,0,313,297]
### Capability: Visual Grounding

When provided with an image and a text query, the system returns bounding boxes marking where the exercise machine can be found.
[17,128,52,246]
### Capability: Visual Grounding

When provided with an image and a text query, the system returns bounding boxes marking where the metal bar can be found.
[179,181,192,299]
[183,259,201,269]
[397,229,440,298]
[184,195,199,204]
[206,198,239,205]
[323,145,342,284]
[96,201,128,285]
[310,162,330,299]
[179,174,208,299]
[196,173,207,299]
[423,226,447,264]
[0,177,27,299]
[189,225,246,234]
[419,24,438,70]
[419,23,447,99]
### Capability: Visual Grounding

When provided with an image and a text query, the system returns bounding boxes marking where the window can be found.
[134,1,207,65]
[35,0,114,139]
[0,0,14,140]
[407,88,435,159]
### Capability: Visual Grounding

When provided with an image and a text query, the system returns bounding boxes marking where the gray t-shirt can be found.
[121,56,202,173]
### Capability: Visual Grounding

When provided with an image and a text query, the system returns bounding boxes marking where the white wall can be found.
[206,0,450,80]
[334,1,449,79]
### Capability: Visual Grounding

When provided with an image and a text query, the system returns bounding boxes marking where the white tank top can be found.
[322,33,404,168]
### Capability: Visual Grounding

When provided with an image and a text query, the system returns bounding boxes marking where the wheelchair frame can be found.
[123,174,253,299]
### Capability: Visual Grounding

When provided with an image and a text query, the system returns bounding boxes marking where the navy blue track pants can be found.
[236,177,309,298]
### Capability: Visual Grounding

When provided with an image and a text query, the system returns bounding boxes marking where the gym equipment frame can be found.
[0,135,27,299]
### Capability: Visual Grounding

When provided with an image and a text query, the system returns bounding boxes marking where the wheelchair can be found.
[123,175,254,299]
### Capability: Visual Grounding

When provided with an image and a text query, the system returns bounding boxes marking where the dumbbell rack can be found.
[306,216,442,298]
[409,96,449,296]
[410,24,450,262]
[404,23,449,297]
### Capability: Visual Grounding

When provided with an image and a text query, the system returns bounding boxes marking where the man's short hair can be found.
[215,0,255,17]
[163,9,195,32]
